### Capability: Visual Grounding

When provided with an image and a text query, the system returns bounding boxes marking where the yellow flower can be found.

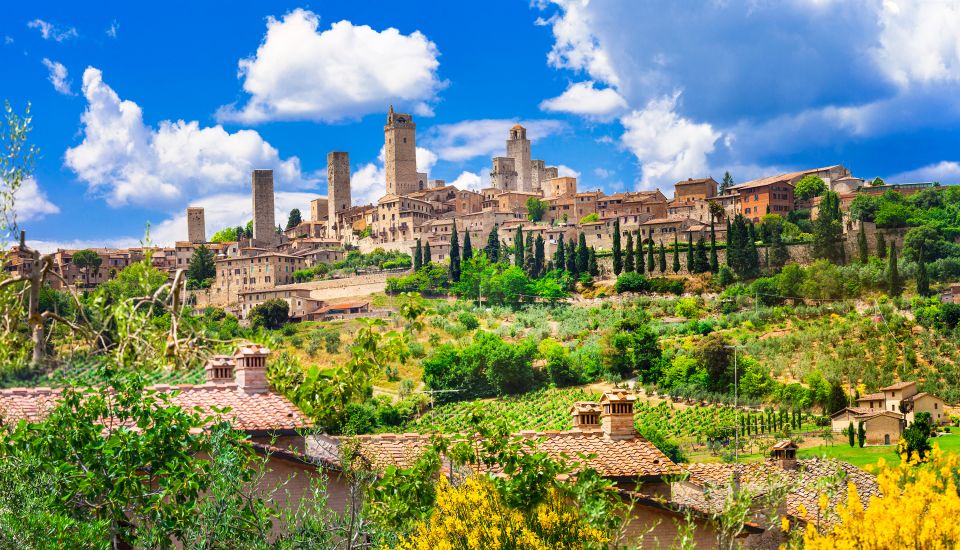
[781,516,790,532]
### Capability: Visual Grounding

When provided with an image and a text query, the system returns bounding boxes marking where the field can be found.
[798,433,960,468]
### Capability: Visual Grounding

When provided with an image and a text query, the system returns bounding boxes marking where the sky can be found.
[2,0,960,251]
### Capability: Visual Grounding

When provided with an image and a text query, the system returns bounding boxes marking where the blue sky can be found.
[2,0,959,250]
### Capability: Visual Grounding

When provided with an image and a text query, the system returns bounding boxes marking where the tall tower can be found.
[384,105,419,196]
[506,124,532,192]
[251,169,278,247]
[327,151,351,238]
[186,206,206,243]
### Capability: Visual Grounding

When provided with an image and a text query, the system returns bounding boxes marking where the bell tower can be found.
[384,105,418,196]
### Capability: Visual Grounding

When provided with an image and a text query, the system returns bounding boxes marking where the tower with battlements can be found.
[186,206,205,243]
[327,151,351,238]
[251,169,278,247]
[506,124,532,192]
[384,106,419,196]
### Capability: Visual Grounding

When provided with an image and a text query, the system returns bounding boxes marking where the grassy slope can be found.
[797,433,960,468]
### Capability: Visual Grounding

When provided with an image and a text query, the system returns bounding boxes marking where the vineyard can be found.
[0,361,205,388]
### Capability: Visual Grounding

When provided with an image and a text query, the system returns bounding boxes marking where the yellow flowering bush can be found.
[803,444,960,549]
[395,476,608,550]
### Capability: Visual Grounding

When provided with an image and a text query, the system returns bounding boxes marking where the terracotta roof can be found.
[570,401,602,414]
[830,406,875,418]
[674,177,717,186]
[313,300,370,314]
[0,383,311,433]
[880,381,917,391]
[856,392,885,402]
[338,430,679,478]
[770,439,798,451]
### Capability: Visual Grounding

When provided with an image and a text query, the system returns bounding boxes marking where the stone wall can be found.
[327,152,351,235]
[186,207,205,243]
[252,169,278,247]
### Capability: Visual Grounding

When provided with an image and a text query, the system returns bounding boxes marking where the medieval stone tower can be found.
[384,105,419,196]
[186,206,206,243]
[251,169,278,247]
[327,151,351,238]
[506,124,532,192]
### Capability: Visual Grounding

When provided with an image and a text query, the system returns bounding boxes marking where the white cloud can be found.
[424,119,567,162]
[351,162,386,206]
[873,1,960,87]
[27,19,78,42]
[106,21,119,38]
[556,164,581,178]
[28,237,141,254]
[216,9,444,123]
[4,36,13,45]
[887,161,960,184]
[449,171,483,192]
[540,81,627,118]
[416,147,438,175]
[10,177,59,223]
[542,0,620,87]
[594,167,612,178]
[65,67,315,208]
[620,92,721,188]
[41,58,72,95]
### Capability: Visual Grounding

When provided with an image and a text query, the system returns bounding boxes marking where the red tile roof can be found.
[880,381,917,391]
[0,383,311,433]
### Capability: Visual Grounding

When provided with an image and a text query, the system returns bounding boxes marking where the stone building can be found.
[384,106,420,196]
[506,124,532,192]
[327,151,351,237]
[252,169,279,247]
[830,380,947,445]
[186,206,206,243]
[310,197,329,223]
[211,251,305,306]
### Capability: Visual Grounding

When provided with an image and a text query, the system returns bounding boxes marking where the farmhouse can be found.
[830,380,947,445]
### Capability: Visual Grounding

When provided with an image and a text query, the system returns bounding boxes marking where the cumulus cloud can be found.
[541,0,620,87]
[594,167,612,178]
[449,171,483,192]
[888,161,960,184]
[416,147,438,175]
[424,119,567,162]
[351,162,387,206]
[556,164,581,178]
[873,0,960,87]
[41,58,72,95]
[106,21,119,38]
[65,67,314,208]
[217,9,444,123]
[540,81,627,118]
[620,92,721,188]
[27,19,78,42]
[10,177,60,223]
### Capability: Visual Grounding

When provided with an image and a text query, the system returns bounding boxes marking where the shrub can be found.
[458,312,480,330]
[248,299,289,330]
[614,272,648,293]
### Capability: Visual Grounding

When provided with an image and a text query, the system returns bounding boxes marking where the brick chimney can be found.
[233,343,271,394]
[769,440,799,470]
[600,390,636,440]
[570,401,602,432]
[203,355,236,384]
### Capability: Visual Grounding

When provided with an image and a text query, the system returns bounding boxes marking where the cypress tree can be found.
[462,230,473,262]
[888,242,902,297]
[647,238,655,272]
[847,422,855,447]
[709,220,719,273]
[424,241,433,264]
[658,241,666,272]
[636,233,645,274]
[686,232,694,272]
[414,239,423,270]
[770,224,789,268]
[857,421,866,448]
[812,191,843,263]
[534,235,545,277]
[514,226,524,268]
[566,240,578,275]
[524,232,536,277]
[449,220,461,282]
[917,242,930,297]
[612,219,623,275]
[673,234,681,273]
[858,223,869,263]
[876,232,887,260]
[577,232,589,274]
[694,236,710,273]
[624,232,635,272]
[554,234,566,271]
[746,222,761,278]
[588,247,599,276]
[486,224,500,262]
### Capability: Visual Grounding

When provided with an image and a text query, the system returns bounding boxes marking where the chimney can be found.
[19,230,25,248]
[570,401,602,432]
[769,440,799,470]
[203,355,236,384]
[600,390,637,440]
[234,343,271,394]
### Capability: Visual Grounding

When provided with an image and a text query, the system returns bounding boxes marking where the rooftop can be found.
[880,381,917,391]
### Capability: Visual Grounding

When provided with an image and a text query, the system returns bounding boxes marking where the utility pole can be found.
[726,344,742,463]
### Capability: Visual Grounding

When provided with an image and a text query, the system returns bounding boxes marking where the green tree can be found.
[485,224,500,262]
[826,382,848,414]
[876,232,887,259]
[720,171,734,195]
[526,197,547,222]
[871,176,885,187]
[847,422,855,447]
[462,230,473,263]
[553,234,565,271]
[524,232,536,277]
[72,249,102,287]
[709,221,719,273]
[285,208,302,230]
[635,231,644,274]
[812,191,844,263]
[646,238,655,272]
[532,235,544,277]
[658,241,666,272]
[624,232,635,273]
[672,234,681,273]
[249,298,289,330]
[916,242,930,297]
[424,241,433,264]
[576,232,589,274]
[693,236,710,273]
[210,227,239,243]
[858,223,869,263]
[449,220,461,283]
[888,242,902,297]
[186,244,216,288]
[857,421,866,448]
[612,219,623,275]
[588,247,598,277]
[514,226,524,268]
[565,240,578,276]
[414,239,423,270]
[794,175,828,201]
[686,232,694,272]
[603,314,661,380]
[901,412,933,459]
[769,223,789,268]
[695,332,734,391]
[745,222,761,277]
